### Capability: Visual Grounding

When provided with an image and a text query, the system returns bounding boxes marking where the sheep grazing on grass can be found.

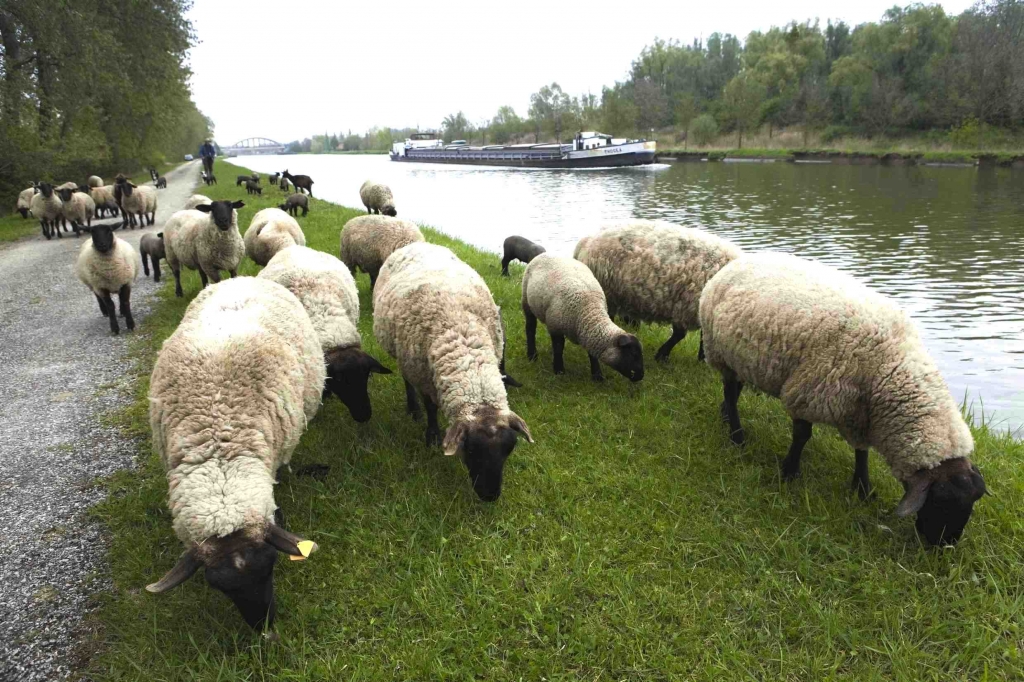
[163,200,246,297]
[76,223,139,335]
[278,176,290,192]
[17,186,36,219]
[244,207,306,266]
[184,194,212,210]
[268,172,280,186]
[699,253,987,546]
[260,245,392,422]
[279,193,308,217]
[140,232,166,281]
[56,187,96,233]
[282,170,313,196]
[574,220,742,362]
[251,173,259,183]
[522,254,644,382]
[236,175,253,187]
[339,215,423,290]
[90,185,119,219]
[359,180,396,216]
[30,182,65,239]
[156,175,167,189]
[374,242,532,502]
[146,277,323,630]
[119,181,157,228]
[501,235,546,276]
[87,175,103,188]
[245,179,263,196]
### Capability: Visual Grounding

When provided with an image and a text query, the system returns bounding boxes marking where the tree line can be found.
[0,0,210,207]
[309,0,1022,152]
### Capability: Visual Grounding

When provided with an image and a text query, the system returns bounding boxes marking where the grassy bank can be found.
[87,159,1024,680]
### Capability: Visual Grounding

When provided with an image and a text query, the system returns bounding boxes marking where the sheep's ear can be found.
[146,551,201,593]
[615,334,634,347]
[128,182,137,188]
[442,420,471,457]
[79,226,93,234]
[194,204,212,213]
[265,523,318,557]
[895,473,932,517]
[231,200,245,209]
[156,232,163,239]
[508,412,534,443]
[364,353,392,375]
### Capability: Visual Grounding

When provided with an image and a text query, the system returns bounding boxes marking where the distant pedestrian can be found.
[199,139,216,175]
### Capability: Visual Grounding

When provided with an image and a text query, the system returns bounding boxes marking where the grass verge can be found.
[87,159,1024,680]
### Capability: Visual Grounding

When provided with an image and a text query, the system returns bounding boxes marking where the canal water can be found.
[241,154,1024,432]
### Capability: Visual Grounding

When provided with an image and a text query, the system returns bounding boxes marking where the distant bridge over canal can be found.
[221,137,287,155]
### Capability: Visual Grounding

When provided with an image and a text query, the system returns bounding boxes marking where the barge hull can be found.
[392,150,656,168]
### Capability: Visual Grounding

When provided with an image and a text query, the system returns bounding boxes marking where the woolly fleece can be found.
[163,208,245,279]
[76,235,139,294]
[30,192,62,223]
[244,208,305,266]
[61,191,95,225]
[359,180,396,214]
[17,187,35,213]
[183,194,212,210]
[699,252,974,482]
[339,215,423,279]
[149,277,325,547]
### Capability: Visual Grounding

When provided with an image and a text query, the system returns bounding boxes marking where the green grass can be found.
[86,159,1024,680]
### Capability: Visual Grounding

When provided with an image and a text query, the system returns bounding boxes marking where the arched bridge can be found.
[221,137,287,155]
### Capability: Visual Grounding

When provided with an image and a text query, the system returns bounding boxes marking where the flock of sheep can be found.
[39,167,991,633]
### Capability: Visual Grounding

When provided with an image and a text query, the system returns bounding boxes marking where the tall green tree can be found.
[722,72,766,146]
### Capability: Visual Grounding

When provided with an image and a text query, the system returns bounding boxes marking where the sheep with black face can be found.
[146,277,323,630]
[522,254,644,382]
[30,182,64,239]
[56,186,95,233]
[282,170,313,196]
[245,179,263,196]
[374,242,533,502]
[118,180,158,228]
[76,223,139,335]
[163,200,246,297]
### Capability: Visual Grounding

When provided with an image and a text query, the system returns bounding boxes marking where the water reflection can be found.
[241,155,1024,431]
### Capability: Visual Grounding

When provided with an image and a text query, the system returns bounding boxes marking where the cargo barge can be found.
[390,131,657,168]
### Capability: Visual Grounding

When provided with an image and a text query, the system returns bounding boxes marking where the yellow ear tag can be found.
[289,554,306,561]
[297,540,316,557]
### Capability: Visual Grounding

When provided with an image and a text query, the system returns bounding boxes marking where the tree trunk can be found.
[738,129,743,147]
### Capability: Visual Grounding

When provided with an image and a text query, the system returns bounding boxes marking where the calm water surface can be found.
[243,154,1024,432]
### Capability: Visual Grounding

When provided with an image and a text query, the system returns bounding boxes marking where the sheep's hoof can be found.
[591,374,605,383]
[425,428,441,447]
[728,426,745,447]
[654,352,670,363]
[553,368,565,375]
[407,407,422,421]
[527,352,537,362]
[295,464,330,480]
[719,401,730,424]
[851,478,875,500]
[781,462,800,482]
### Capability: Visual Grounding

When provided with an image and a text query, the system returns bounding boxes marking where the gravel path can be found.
[0,162,200,681]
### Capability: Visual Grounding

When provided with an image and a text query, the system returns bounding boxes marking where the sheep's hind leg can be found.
[95,293,108,316]
[589,354,605,382]
[720,372,744,446]
[422,393,441,447]
[655,324,687,362]
[198,269,210,288]
[141,252,150,276]
[550,332,566,375]
[118,284,134,331]
[501,256,511,277]
[525,308,538,361]
[404,378,421,420]
[781,419,813,481]
[698,331,705,361]
[172,267,184,297]
[851,449,874,499]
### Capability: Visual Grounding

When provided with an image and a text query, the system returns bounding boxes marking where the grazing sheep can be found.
[184,194,212,210]
[119,182,158,228]
[522,254,644,382]
[251,173,259,183]
[373,242,532,501]
[56,187,96,233]
[281,170,313,196]
[339,215,423,290]
[235,175,252,187]
[163,200,246,297]
[574,220,742,362]
[501,235,546,276]
[700,252,987,546]
[90,185,119,219]
[245,179,263,196]
[76,223,139,335]
[156,175,167,189]
[243,208,306,266]
[146,276,323,630]
[140,232,166,281]
[260,245,392,421]
[279,193,308,217]
[87,175,103,188]
[278,176,290,192]
[30,182,64,239]
[17,186,36,219]
[268,172,280,186]
[358,180,396,216]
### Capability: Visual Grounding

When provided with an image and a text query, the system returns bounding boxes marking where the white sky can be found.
[187,0,975,145]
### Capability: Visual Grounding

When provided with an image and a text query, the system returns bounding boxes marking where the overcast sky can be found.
[187,0,975,145]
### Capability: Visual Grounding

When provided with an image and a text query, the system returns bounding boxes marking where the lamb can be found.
[184,193,212,210]
[268,172,280,186]
[156,175,167,189]
[118,181,158,228]
[282,170,313,196]
[522,254,644,382]
[56,187,96,233]
[250,173,260,183]
[87,175,103,188]
[278,176,290,192]
[699,252,987,546]
[501,235,546,276]
[259,245,392,421]
[90,185,119,218]
[573,220,742,362]
[358,180,396,216]
[75,223,139,335]
[145,277,323,630]
[373,242,532,501]
[30,182,65,239]
[236,175,253,187]
[279,193,308,217]
[17,186,36,219]
[245,179,263,196]
[243,207,306,266]
[140,232,166,281]
[339,215,423,289]
[163,200,246,297]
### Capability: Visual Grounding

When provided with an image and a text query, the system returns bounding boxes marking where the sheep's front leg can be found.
[550,332,566,375]
[101,290,119,335]
[781,419,813,481]
[422,393,441,447]
[118,285,134,331]
[655,324,687,362]
[404,378,421,420]
[228,269,237,278]
[198,269,209,288]
[501,256,512,277]
[720,372,744,446]
[141,251,150,276]
[589,354,604,382]
[852,449,873,499]
[95,293,108,316]
[525,308,538,361]
[152,259,161,282]
[698,332,705,361]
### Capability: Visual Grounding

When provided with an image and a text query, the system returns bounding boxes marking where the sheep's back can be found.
[30,193,62,220]
[162,210,206,268]
[18,188,35,209]
[340,215,423,271]
[522,254,606,330]
[244,210,305,266]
